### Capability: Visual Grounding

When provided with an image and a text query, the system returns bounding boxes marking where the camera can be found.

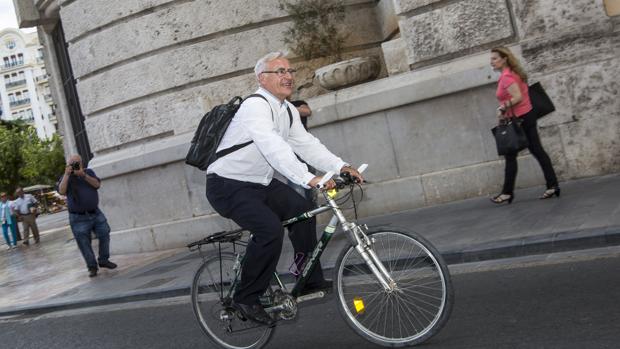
[71,162,80,172]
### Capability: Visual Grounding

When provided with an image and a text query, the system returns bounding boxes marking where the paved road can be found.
[2,247,620,349]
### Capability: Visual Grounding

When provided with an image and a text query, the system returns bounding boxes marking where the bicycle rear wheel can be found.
[191,252,274,349]
[335,227,453,347]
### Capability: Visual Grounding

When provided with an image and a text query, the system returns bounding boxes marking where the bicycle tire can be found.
[191,252,275,349]
[334,227,453,347]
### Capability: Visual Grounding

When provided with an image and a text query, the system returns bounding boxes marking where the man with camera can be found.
[57,155,117,277]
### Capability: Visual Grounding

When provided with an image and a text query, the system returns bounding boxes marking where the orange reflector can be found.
[353,297,365,314]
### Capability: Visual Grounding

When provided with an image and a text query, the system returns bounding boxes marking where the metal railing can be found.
[35,74,49,83]
[5,79,27,89]
[9,98,31,108]
[1,61,25,71]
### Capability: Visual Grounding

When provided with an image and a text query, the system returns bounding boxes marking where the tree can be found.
[0,120,66,195]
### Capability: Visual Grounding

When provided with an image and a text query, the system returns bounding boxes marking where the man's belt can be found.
[69,210,97,215]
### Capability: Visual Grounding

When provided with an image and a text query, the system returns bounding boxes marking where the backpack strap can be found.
[214,94,292,161]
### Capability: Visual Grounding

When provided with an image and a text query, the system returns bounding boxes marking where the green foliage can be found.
[0,120,66,194]
[280,0,348,61]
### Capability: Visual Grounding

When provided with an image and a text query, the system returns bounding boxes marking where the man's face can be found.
[258,58,294,101]
[0,194,6,203]
[16,189,23,198]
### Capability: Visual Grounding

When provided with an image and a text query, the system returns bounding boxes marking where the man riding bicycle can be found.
[205,51,363,326]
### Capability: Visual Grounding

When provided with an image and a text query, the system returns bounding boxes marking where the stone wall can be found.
[386,0,620,180]
[17,0,619,252]
[38,0,391,252]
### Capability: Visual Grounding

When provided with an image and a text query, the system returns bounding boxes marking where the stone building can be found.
[12,0,620,253]
[0,28,57,139]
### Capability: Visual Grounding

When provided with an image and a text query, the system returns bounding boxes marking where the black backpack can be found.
[185,94,292,170]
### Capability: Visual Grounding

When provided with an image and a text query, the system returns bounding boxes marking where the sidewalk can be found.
[1,173,619,317]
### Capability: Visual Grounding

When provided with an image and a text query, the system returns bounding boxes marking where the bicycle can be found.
[187,165,454,348]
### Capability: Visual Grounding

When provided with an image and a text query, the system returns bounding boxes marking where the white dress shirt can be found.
[12,194,37,215]
[207,88,347,187]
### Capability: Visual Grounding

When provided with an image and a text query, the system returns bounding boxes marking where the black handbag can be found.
[491,118,529,156]
[529,82,555,119]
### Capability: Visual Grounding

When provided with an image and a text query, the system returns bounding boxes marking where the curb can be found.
[1,225,619,318]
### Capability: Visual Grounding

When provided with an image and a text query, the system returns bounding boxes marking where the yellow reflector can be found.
[353,297,365,314]
[327,189,338,199]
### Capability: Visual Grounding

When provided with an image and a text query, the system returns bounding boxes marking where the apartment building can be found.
[0,28,57,139]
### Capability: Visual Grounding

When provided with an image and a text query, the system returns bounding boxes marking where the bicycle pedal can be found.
[296,291,326,303]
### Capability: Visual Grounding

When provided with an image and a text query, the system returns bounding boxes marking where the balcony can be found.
[48,113,57,122]
[1,61,25,72]
[5,79,27,89]
[44,94,53,103]
[9,98,31,108]
[36,57,45,64]
[35,74,49,84]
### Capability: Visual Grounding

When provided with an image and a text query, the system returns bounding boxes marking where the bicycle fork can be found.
[330,199,397,292]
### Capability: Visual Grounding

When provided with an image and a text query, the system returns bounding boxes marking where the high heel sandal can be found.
[490,193,514,204]
[540,186,561,199]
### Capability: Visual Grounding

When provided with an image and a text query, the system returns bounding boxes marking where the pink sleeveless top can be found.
[496,68,532,117]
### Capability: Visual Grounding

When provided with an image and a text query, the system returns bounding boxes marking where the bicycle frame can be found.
[278,188,396,298]
[212,185,398,309]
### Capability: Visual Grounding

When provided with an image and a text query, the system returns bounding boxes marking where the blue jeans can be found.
[69,209,111,269]
[2,222,17,246]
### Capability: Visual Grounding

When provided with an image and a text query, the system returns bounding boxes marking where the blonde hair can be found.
[491,47,528,83]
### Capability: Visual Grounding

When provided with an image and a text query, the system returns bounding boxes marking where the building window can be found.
[5,39,16,50]
[52,21,93,162]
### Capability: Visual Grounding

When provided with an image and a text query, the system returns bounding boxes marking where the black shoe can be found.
[300,279,333,296]
[540,186,561,199]
[490,193,514,204]
[22,241,29,246]
[88,268,98,277]
[232,302,276,327]
[98,260,117,269]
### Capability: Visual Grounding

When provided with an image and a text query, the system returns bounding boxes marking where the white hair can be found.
[254,51,287,79]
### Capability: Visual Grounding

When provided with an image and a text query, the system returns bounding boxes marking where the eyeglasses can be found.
[261,68,297,76]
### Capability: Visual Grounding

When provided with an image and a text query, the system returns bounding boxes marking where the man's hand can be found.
[64,165,73,176]
[308,176,336,190]
[340,166,364,183]
[74,168,86,177]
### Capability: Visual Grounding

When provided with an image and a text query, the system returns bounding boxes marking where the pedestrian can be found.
[206,51,363,326]
[57,155,117,277]
[13,187,40,244]
[10,194,22,241]
[489,47,560,204]
[1,192,18,249]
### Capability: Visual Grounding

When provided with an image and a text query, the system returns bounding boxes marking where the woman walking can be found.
[1,192,18,249]
[490,47,560,204]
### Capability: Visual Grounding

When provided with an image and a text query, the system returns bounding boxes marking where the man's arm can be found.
[57,165,73,195]
[79,169,101,189]
[237,98,317,187]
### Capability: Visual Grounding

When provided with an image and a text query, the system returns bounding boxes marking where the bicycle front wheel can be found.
[335,227,453,347]
[191,252,274,349]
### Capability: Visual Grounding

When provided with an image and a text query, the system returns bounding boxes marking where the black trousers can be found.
[206,174,324,305]
[502,110,558,194]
